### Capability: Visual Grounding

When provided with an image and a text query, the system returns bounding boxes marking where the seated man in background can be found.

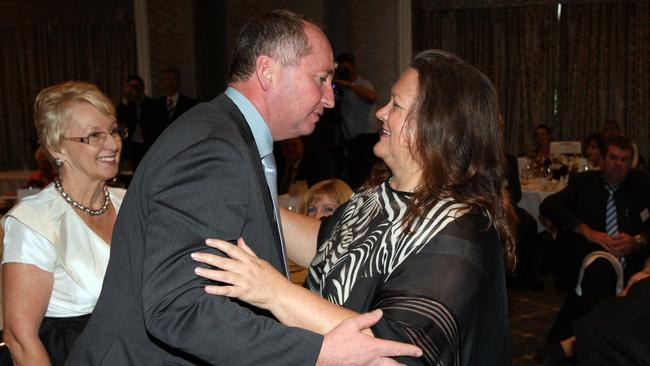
[276,137,332,194]
[540,136,650,350]
[602,119,646,170]
[529,124,552,162]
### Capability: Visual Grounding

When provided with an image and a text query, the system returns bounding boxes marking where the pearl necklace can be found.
[54,178,110,216]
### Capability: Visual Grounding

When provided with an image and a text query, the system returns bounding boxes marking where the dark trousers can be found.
[0,314,90,366]
[514,207,544,281]
[575,277,650,365]
[546,258,617,344]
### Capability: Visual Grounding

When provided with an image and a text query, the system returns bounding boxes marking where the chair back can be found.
[550,141,582,155]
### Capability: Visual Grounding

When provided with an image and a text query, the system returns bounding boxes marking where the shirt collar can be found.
[167,93,179,105]
[225,87,273,158]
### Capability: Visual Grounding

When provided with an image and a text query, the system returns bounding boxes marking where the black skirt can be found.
[0,314,90,366]
[40,314,91,365]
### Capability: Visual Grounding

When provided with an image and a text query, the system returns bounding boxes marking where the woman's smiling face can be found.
[54,102,122,183]
[373,68,419,171]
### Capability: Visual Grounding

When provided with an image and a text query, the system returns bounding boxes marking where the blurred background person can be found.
[602,119,646,169]
[298,179,353,219]
[1,81,127,365]
[540,136,650,361]
[194,49,516,365]
[289,179,352,284]
[505,153,545,292]
[25,146,57,188]
[276,137,332,195]
[572,267,650,365]
[159,66,196,128]
[583,132,607,170]
[116,75,158,170]
[530,124,552,163]
[334,53,379,189]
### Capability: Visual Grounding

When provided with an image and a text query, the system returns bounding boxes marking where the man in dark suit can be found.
[68,10,420,365]
[276,137,334,194]
[159,67,197,125]
[116,75,161,169]
[540,136,650,348]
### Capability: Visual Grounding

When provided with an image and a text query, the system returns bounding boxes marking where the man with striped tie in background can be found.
[539,135,650,357]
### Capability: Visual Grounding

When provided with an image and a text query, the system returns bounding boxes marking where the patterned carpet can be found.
[509,276,567,365]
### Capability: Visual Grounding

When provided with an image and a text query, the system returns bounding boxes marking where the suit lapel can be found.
[217,96,284,264]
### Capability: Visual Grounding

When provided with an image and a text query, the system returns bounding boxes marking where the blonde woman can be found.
[299,179,353,219]
[1,81,127,365]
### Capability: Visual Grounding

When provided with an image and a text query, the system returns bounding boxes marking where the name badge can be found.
[641,208,650,223]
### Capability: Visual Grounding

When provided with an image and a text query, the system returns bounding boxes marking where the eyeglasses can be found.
[62,126,128,146]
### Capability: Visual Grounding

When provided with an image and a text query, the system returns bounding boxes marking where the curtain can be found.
[0,5,135,171]
[559,1,650,160]
[413,4,558,156]
[413,1,650,160]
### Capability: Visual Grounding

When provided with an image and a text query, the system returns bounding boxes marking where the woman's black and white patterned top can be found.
[306,180,512,366]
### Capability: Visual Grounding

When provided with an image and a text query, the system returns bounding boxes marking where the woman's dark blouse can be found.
[306,181,512,365]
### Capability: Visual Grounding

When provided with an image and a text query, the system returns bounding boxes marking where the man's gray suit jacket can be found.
[67,94,323,365]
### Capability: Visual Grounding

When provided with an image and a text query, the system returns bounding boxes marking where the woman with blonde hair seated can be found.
[1,81,127,365]
[299,179,353,219]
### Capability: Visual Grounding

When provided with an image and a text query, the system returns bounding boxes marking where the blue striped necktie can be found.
[605,186,618,236]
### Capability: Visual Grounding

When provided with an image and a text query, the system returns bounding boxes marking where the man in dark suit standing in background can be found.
[68,9,420,365]
[159,66,197,125]
[116,75,160,170]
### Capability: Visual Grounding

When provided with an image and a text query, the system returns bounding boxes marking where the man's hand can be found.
[317,310,422,366]
[610,232,636,257]
[193,238,285,310]
[576,224,615,251]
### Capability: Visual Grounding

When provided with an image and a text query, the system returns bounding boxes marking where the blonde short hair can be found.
[298,179,353,215]
[34,81,116,159]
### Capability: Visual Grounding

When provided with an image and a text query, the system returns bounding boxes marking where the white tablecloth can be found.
[518,180,565,232]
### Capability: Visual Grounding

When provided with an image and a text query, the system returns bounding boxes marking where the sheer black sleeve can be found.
[370,216,502,366]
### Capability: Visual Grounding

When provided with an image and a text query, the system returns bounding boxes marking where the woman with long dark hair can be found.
[193,50,516,365]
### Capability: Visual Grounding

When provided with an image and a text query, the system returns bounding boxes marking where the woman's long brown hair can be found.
[367,50,517,271]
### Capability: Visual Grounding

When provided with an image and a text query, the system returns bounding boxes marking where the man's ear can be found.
[255,55,275,91]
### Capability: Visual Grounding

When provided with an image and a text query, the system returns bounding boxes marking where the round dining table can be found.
[518,178,566,232]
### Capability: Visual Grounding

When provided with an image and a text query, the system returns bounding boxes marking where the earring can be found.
[55,159,62,167]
